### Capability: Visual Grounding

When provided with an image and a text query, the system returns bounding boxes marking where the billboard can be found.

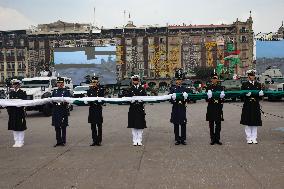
[54,46,116,85]
[256,40,284,74]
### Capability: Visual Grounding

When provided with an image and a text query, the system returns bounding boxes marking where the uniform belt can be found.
[53,102,65,106]
[249,97,256,102]
[175,101,185,105]
[209,99,219,104]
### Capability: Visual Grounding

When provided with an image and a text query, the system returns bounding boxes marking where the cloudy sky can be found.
[0,0,283,33]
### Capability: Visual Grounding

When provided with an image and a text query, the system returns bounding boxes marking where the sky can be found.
[0,0,283,33]
[256,40,284,58]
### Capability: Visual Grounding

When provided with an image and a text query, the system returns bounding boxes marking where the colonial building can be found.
[1,17,254,85]
[0,30,52,84]
[0,30,29,83]
[37,20,92,34]
[113,16,254,81]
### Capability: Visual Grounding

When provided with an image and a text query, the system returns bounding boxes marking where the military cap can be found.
[131,74,140,81]
[211,72,219,79]
[246,69,256,76]
[91,76,99,82]
[56,77,64,83]
[11,79,21,85]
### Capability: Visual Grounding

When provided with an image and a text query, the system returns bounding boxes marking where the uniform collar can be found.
[249,80,255,85]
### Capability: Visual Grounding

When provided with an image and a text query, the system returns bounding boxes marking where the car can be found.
[118,86,129,98]
[221,79,242,101]
[264,77,284,101]
[73,85,90,98]
[21,74,74,116]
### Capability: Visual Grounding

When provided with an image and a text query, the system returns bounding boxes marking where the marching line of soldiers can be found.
[5,69,264,148]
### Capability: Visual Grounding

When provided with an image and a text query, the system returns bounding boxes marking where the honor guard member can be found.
[127,75,147,146]
[52,77,71,147]
[87,76,105,146]
[169,69,189,145]
[240,70,264,144]
[7,79,27,147]
[206,73,225,145]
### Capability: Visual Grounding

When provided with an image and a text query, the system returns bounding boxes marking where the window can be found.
[9,40,14,46]
[11,63,15,70]
[29,42,34,49]
[125,38,132,46]
[137,37,143,45]
[160,37,166,44]
[20,39,25,46]
[18,62,23,69]
[1,73,4,82]
[241,36,247,42]
[148,38,154,45]
[39,41,45,49]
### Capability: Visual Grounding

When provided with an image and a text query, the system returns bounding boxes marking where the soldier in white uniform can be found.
[127,75,147,146]
[7,79,27,147]
[240,70,264,144]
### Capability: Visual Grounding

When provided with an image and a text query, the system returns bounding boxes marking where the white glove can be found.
[220,91,225,99]
[182,92,188,100]
[98,99,102,103]
[207,90,212,99]
[138,99,143,102]
[131,99,135,103]
[246,92,251,97]
[259,90,264,97]
[172,93,176,100]
[84,101,88,104]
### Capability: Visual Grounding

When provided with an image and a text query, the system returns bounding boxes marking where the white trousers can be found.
[13,131,25,145]
[131,129,143,144]
[245,126,257,141]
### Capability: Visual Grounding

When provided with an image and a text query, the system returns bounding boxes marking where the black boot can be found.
[54,143,64,147]
[175,140,181,145]
[181,140,187,145]
[215,141,222,145]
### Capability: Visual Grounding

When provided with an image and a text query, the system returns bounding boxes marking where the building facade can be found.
[0,30,52,84]
[1,17,254,85]
[113,16,254,81]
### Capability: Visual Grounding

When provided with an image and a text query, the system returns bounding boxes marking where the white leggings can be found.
[131,129,143,144]
[13,131,25,145]
[245,126,257,141]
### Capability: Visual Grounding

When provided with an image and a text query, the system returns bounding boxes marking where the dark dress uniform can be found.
[127,84,147,129]
[206,84,224,144]
[87,85,105,145]
[240,81,262,126]
[169,85,188,143]
[7,89,27,131]
[52,87,71,146]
